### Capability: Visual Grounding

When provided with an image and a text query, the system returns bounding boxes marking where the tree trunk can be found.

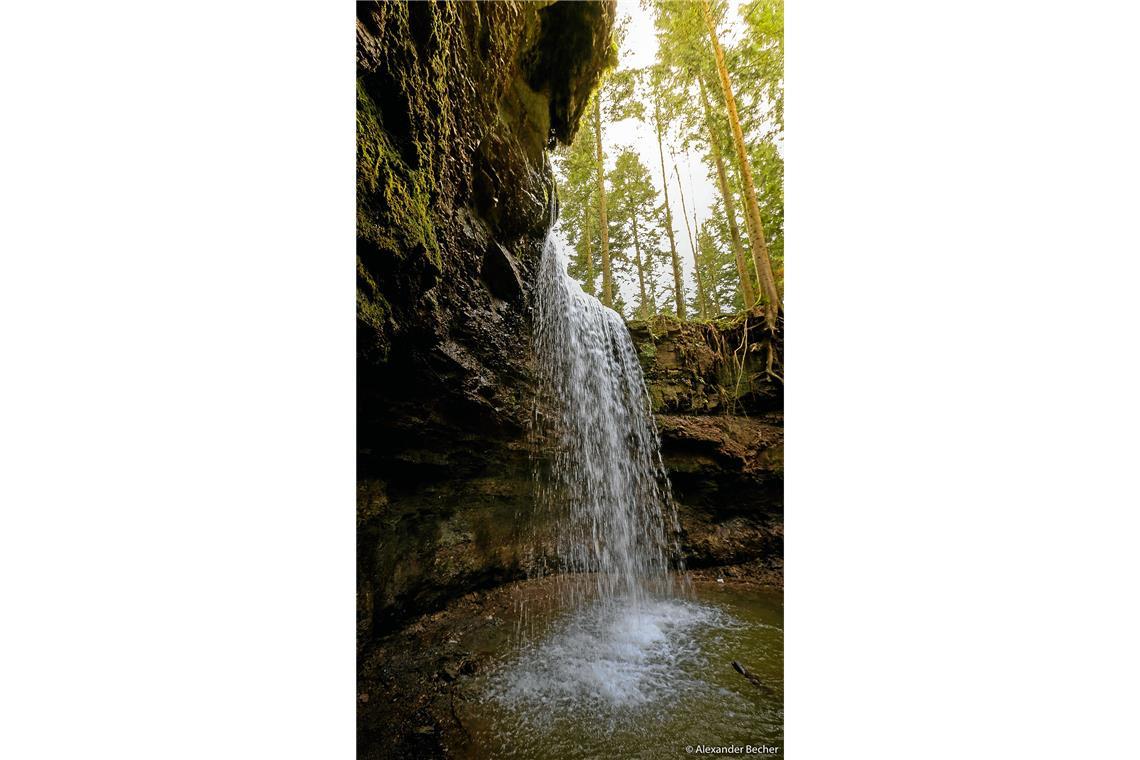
[631,210,650,318]
[727,157,763,291]
[701,0,780,329]
[593,102,613,308]
[673,154,711,320]
[700,75,755,310]
[654,95,686,320]
[584,198,595,296]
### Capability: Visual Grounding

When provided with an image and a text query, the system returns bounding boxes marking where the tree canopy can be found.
[553,0,783,326]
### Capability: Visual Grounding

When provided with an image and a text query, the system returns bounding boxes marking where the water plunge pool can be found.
[453,582,783,758]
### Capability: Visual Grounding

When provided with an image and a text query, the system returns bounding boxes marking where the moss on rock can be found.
[628,315,782,415]
[356,79,441,269]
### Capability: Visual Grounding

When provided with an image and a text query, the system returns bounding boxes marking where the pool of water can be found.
[457,583,783,759]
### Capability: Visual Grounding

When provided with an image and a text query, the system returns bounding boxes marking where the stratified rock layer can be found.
[628,316,784,577]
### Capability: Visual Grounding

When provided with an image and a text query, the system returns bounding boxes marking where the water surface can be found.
[459,583,783,759]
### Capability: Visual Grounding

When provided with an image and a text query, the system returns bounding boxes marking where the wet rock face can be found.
[356,1,616,644]
[627,317,784,574]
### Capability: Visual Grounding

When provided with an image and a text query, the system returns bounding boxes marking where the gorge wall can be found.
[356,1,782,648]
[356,0,617,644]
[629,316,784,581]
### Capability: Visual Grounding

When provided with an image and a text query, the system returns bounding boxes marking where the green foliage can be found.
[737,0,784,135]
[608,151,658,240]
[553,0,784,319]
[701,200,745,313]
[748,140,784,288]
[691,220,741,316]
[604,67,647,123]
[653,0,711,76]
[652,0,785,303]
[553,102,601,295]
[608,149,667,318]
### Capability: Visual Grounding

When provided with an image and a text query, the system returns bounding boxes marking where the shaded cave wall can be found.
[356,0,617,644]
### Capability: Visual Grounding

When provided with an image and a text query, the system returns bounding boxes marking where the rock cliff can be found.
[629,315,784,579]
[356,0,617,644]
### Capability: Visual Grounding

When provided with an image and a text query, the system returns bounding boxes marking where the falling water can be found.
[529,228,682,610]
[472,228,782,755]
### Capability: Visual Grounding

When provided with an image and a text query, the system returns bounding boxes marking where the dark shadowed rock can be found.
[481,241,525,304]
[356,1,617,654]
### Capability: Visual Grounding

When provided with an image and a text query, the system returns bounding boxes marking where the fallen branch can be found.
[731,659,768,690]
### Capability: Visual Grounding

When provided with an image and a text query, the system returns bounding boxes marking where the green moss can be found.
[637,339,657,364]
[356,256,391,333]
[356,79,441,268]
[711,312,748,331]
[761,445,784,475]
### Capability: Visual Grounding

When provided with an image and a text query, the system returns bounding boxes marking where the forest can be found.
[555,0,783,330]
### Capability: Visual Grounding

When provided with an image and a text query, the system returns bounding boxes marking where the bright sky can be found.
[558,0,753,313]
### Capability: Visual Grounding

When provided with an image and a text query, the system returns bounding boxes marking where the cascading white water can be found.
[471,227,784,760]
[529,228,682,609]
[476,229,781,753]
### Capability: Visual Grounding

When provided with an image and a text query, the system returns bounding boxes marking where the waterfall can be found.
[529,229,683,609]
[476,231,766,745]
